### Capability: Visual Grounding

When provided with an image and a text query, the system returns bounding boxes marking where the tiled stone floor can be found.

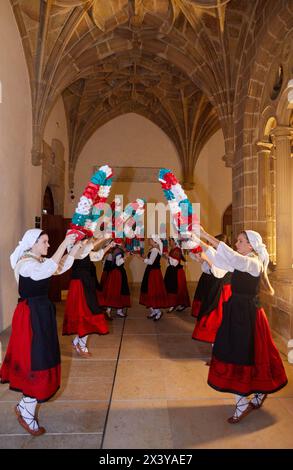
[0,285,292,449]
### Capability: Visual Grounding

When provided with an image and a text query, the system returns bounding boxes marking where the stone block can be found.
[272,307,290,340]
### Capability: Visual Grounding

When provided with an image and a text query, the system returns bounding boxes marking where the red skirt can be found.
[139,269,169,308]
[103,268,131,308]
[167,269,190,307]
[0,302,60,402]
[100,271,109,290]
[192,299,202,318]
[208,308,288,395]
[63,280,109,337]
[192,284,232,343]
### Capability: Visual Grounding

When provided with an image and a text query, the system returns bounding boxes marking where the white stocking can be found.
[17,396,38,431]
[251,393,265,407]
[78,335,89,352]
[233,394,249,419]
[149,308,156,317]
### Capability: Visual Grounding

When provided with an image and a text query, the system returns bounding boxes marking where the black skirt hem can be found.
[207,379,288,397]
[0,382,60,403]
[62,330,109,337]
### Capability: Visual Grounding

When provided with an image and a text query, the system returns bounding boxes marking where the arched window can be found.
[222,203,232,246]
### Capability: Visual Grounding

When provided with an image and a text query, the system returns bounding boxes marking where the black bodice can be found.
[19,275,50,299]
[72,255,96,278]
[231,269,260,297]
[147,251,161,269]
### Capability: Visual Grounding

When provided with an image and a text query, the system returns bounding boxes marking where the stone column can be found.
[256,141,274,260]
[270,126,293,277]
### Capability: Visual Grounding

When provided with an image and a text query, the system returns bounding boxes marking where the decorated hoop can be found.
[158,168,199,249]
[68,165,113,240]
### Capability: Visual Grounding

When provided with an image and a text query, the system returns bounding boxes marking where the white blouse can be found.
[201,261,211,274]
[205,247,228,279]
[15,254,74,282]
[144,248,160,265]
[115,254,125,266]
[212,241,262,277]
[76,242,94,259]
[89,250,104,263]
[76,242,104,263]
[168,256,179,267]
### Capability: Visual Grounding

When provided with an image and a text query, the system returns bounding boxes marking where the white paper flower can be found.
[77,196,92,215]
[136,199,145,208]
[99,165,112,178]
[172,184,186,202]
[98,185,111,197]
[181,239,198,249]
[168,200,180,214]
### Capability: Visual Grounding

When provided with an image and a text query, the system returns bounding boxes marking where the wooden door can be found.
[42,214,68,301]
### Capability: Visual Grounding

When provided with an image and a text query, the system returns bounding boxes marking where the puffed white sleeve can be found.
[89,249,104,262]
[205,246,217,263]
[201,261,211,274]
[18,258,58,281]
[55,255,75,275]
[210,263,228,279]
[75,242,94,260]
[115,254,125,266]
[214,241,262,277]
[169,256,179,267]
[144,248,159,265]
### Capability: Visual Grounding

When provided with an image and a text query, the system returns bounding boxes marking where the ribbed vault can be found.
[10,0,285,187]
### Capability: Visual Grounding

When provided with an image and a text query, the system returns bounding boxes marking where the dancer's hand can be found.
[199,225,207,238]
[69,240,84,257]
[64,233,77,248]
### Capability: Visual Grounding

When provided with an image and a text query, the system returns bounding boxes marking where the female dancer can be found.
[139,235,169,321]
[0,229,79,435]
[190,247,214,318]
[191,247,231,345]
[164,237,190,312]
[100,245,114,320]
[102,240,131,318]
[63,237,115,357]
[195,228,288,423]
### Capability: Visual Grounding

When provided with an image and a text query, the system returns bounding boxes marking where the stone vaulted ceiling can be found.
[11,0,278,188]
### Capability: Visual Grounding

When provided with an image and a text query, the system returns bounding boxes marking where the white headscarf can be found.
[151,234,163,255]
[10,229,43,269]
[245,230,269,271]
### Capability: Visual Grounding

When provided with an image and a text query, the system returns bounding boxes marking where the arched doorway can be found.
[43,185,54,215]
[42,186,69,301]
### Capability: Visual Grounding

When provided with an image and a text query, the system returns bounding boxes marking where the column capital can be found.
[270,126,293,139]
[222,153,234,168]
[256,141,273,154]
